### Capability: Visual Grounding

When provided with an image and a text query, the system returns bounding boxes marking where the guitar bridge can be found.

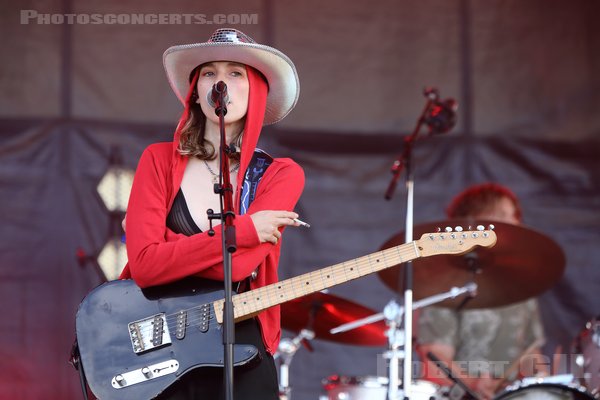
[128,313,172,354]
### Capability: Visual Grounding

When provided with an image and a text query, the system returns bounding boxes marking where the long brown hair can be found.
[176,65,242,161]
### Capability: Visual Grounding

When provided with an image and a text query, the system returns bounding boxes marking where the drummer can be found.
[416,183,549,399]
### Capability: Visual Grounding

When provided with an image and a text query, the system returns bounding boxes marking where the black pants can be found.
[157,318,279,400]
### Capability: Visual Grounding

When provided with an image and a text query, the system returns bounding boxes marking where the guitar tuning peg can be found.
[436,227,442,233]
[445,226,452,232]
[477,225,484,231]
[468,225,472,231]
[488,224,495,230]
[455,226,463,232]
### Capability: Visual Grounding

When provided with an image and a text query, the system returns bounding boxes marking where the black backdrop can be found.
[1,1,599,399]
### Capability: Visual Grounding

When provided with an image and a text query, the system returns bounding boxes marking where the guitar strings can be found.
[132,244,418,338]
[133,243,429,338]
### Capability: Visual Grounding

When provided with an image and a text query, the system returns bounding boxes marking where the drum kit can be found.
[275,220,599,399]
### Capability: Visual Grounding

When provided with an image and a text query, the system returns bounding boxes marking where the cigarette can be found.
[293,218,311,228]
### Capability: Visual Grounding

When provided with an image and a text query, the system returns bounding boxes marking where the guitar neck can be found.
[213,241,420,323]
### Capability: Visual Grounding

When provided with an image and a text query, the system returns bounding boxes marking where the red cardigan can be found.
[120,142,304,354]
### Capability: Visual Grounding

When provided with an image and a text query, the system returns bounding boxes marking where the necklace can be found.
[203,159,240,184]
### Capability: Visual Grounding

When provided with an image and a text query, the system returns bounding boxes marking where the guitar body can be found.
[76,278,258,400]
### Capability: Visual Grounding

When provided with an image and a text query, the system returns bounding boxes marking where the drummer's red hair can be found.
[446,182,522,222]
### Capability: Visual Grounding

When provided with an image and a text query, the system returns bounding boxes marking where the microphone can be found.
[422,87,458,134]
[207,81,229,108]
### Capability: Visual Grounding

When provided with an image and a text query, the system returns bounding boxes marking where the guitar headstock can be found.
[416,225,497,257]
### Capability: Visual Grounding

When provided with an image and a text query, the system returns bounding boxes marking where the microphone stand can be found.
[207,82,237,400]
[384,88,442,400]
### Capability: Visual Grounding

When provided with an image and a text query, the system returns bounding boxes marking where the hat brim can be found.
[163,42,299,125]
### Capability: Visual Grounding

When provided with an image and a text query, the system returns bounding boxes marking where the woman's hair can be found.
[446,182,522,221]
[176,65,242,161]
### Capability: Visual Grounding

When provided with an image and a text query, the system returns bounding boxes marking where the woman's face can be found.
[196,61,249,128]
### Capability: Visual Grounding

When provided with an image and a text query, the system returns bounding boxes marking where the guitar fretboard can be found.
[213,241,420,323]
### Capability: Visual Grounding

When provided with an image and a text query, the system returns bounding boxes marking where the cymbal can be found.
[378,219,565,309]
[280,292,387,346]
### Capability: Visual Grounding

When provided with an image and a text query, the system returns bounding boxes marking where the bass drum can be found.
[494,380,595,400]
[321,375,442,400]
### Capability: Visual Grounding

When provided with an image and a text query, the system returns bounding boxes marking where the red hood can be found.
[170,67,268,212]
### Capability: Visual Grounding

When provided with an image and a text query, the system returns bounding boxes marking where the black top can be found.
[166,189,202,236]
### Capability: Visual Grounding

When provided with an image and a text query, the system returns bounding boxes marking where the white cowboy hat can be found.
[163,28,299,125]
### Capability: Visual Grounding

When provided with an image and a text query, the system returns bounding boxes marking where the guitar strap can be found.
[236,148,273,293]
[239,148,274,215]
[70,338,90,400]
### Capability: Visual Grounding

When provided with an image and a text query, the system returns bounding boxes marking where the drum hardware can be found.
[278,290,390,399]
[321,375,442,400]
[275,329,315,400]
[493,374,596,400]
[384,300,404,400]
[329,283,477,337]
[330,283,478,399]
[454,253,479,311]
[278,294,324,400]
[279,287,474,399]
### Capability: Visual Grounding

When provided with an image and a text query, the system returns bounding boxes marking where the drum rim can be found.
[322,375,441,393]
[495,381,595,399]
[322,375,388,389]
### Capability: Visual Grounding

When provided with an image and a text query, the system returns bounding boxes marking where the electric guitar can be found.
[75,228,496,399]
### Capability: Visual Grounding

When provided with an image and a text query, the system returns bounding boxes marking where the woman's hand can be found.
[250,210,299,244]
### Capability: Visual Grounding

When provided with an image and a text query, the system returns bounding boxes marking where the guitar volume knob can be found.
[115,374,126,386]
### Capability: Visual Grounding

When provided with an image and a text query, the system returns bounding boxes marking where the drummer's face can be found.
[475,196,519,224]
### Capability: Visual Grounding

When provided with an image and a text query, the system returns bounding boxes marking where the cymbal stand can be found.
[384,300,405,400]
[275,329,315,400]
[456,253,481,311]
[330,283,477,337]
[277,299,319,399]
